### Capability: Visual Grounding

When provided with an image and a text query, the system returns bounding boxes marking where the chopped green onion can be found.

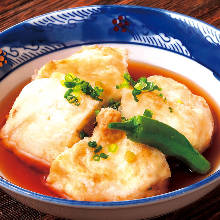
[88,141,109,160]
[65,73,75,82]
[64,81,76,88]
[80,82,103,101]
[79,130,88,139]
[169,107,173,113]
[64,88,73,98]
[64,89,80,106]
[116,81,130,89]
[62,73,103,105]
[116,72,135,89]
[116,73,161,102]
[108,144,118,153]
[124,73,136,87]
[121,116,128,122]
[132,88,141,102]
[158,92,168,103]
[108,98,121,110]
[95,109,101,116]
[143,81,161,92]
[93,154,100,161]
[94,145,102,153]
[94,86,104,95]
[88,141,97,148]
[100,153,109,159]
[143,109,153,118]
[134,78,147,90]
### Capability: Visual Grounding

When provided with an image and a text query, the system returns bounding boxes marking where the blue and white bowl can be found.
[0,5,219,220]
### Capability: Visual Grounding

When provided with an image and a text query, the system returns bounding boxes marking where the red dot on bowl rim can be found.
[112,19,117,25]
[114,26,119,32]
[118,15,123,20]
[122,28,127,32]
[118,22,123,27]
[124,20,129,26]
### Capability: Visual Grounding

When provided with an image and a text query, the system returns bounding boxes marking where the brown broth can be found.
[128,60,220,191]
[0,80,58,197]
[0,61,219,196]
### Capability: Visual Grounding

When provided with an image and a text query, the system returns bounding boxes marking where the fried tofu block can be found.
[37,45,128,101]
[120,75,214,153]
[0,78,99,168]
[47,108,170,201]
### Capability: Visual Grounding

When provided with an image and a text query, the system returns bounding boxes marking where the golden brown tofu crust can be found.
[120,75,214,152]
[47,108,171,201]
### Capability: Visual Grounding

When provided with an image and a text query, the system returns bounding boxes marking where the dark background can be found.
[0,0,219,220]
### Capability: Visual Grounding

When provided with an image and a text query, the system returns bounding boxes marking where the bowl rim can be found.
[1,4,220,34]
[0,4,219,208]
[0,171,219,207]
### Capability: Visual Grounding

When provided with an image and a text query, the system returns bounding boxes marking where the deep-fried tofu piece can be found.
[47,108,171,201]
[120,75,214,153]
[37,45,128,101]
[0,78,99,169]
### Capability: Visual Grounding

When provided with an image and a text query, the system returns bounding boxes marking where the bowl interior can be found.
[0,43,219,208]
[0,5,220,208]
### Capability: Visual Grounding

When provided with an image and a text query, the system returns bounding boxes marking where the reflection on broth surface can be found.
[0,60,219,198]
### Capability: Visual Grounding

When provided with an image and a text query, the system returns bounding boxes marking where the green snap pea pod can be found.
[108,116,210,174]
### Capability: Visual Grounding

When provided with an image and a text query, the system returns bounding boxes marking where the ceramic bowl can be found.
[0,5,219,220]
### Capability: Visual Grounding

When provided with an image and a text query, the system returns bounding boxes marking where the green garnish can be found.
[94,145,102,153]
[79,130,88,139]
[64,89,80,106]
[108,98,121,110]
[65,73,75,82]
[109,115,210,174]
[116,73,161,102]
[133,77,161,101]
[132,88,142,102]
[134,77,148,90]
[121,116,128,122]
[116,82,129,89]
[100,153,109,159]
[169,107,173,113]
[108,144,118,153]
[88,141,109,160]
[63,73,103,105]
[158,93,167,102]
[116,72,135,89]
[123,72,136,87]
[93,154,100,161]
[95,109,101,116]
[143,109,153,118]
[88,141,97,148]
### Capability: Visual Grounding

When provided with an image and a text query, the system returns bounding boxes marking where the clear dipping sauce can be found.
[0,61,219,197]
